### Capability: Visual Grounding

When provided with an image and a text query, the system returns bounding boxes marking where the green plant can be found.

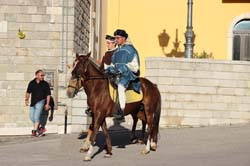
[193,50,213,59]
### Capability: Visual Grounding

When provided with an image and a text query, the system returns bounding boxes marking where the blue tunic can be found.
[107,44,141,93]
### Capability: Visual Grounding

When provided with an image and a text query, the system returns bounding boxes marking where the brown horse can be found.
[67,53,161,161]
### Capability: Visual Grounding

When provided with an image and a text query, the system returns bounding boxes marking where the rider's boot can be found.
[114,108,125,122]
[115,84,126,122]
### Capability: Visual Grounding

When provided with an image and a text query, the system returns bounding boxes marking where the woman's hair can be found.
[105,35,115,41]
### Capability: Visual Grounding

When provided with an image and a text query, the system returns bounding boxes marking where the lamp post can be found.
[184,0,195,58]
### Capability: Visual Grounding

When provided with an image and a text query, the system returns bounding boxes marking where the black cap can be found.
[105,35,115,41]
[113,29,128,39]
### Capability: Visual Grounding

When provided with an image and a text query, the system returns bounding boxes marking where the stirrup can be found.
[113,110,125,122]
[114,115,125,122]
[85,107,92,117]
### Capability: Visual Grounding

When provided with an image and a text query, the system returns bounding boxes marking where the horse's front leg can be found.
[101,119,112,158]
[130,114,138,144]
[80,124,93,153]
[83,114,102,161]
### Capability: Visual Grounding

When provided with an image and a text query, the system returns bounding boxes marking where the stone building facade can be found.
[0,0,91,135]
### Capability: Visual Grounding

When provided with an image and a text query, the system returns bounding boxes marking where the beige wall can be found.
[146,57,250,127]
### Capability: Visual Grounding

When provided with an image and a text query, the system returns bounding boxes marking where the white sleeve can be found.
[126,55,139,73]
[105,63,114,70]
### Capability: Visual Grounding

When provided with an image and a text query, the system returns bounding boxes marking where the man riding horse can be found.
[67,52,161,161]
[106,29,141,121]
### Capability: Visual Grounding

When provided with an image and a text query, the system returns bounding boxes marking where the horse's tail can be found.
[152,87,161,143]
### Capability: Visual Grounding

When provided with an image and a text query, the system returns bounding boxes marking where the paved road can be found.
[1,125,250,166]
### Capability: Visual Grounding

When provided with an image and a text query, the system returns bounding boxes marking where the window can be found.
[233,19,250,61]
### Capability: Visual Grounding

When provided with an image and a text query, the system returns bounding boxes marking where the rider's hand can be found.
[106,66,116,74]
[115,70,122,77]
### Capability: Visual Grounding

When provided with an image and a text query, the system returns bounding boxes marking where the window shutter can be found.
[245,34,250,60]
[233,35,241,60]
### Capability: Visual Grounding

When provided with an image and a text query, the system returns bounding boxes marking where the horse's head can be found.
[66,52,91,98]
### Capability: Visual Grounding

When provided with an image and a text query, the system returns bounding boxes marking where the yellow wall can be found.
[194,0,250,59]
[104,0,250,75]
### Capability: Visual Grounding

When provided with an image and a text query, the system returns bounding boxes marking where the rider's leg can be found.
[116,84,126,120]
[118,84,126,110]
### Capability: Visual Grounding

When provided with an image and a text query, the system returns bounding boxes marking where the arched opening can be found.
[233,19,250,60]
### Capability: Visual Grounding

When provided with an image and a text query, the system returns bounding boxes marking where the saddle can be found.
[108,77,142,103]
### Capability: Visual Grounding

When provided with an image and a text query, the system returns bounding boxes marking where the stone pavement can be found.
[1,124,250,166]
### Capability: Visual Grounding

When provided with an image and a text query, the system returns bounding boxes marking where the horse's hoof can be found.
[131,138,137,144]
[130,136,138,144]
[141,149,150,155]
[150,145,157,151]
[137,139,144,144]
[150,142,157,151]
[103,153,112,158]
[80,148,89,153]
[83,156,92,161]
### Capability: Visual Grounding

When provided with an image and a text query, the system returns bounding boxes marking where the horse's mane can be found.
[88,57,100,68]
[88,57,104,75]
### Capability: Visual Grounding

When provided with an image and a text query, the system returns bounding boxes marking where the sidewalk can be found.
[1,125,250,166]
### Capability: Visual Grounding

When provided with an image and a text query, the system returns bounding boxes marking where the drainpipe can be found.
[50,0,55,23]
[90,0,95,55]
[61,0,65,72]
[65,0,69,87]
[90,17,95,55]
[65,0,69,71]
[96,0,101,59]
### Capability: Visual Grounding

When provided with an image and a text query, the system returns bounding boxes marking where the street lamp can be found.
[184,0,195,58]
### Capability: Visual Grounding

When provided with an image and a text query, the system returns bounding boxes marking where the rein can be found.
[81,59,108,81]
[83,76,108,81]
[68,75,107,95]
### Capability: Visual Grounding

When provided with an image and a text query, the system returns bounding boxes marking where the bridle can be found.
[67,76,84,95]
[68,58,108,95]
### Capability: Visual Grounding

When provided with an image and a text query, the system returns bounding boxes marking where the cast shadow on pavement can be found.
[78,119,146,159]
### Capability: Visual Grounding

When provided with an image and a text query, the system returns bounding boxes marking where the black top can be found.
[99,49,116,72]
[26,78,51,106]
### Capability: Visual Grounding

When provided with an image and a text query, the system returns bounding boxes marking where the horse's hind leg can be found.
[138,120,146,144]
[150,124,159,151]
[141,108,153,154]
[101,119,112,158]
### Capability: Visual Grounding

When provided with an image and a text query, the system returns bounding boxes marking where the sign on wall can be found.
[44,69,58,109]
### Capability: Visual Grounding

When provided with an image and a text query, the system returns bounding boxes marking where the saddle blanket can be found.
[109,83,142,103]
